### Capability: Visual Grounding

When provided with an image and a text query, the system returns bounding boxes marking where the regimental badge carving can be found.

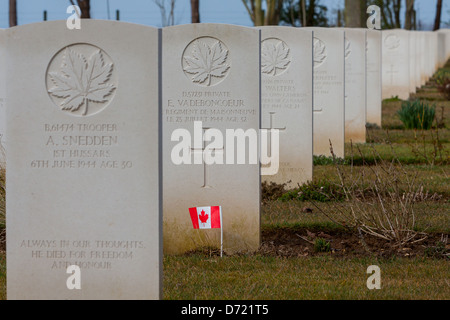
[46,44,117,117]
[261,38,291,76]
[345,37,351,59]
[182,37,231,87]
[384,34,400,50]
[313,37,327,68]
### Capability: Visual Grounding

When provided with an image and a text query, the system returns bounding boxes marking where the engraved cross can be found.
[190,127,224,189]
[261,112,286,157]
[387,64,398,85]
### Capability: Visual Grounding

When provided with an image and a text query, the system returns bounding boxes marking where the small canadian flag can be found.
[189,206,222,229]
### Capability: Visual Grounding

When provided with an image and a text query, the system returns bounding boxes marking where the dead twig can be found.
[295,233,315,245]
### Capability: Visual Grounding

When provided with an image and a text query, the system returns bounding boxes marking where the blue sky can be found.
[0,0,448,29]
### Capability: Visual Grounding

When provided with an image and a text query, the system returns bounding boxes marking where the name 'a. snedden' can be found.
[45,135,118,146]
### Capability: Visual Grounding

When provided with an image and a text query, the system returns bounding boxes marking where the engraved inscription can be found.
[165,91,255,124]
[46,44,117,117]
[182,37,231,87]
[30,122,133,170]
[21,239,145,270]
[262,78,306,110]
[261,38,291,76]
[314,70,342,112]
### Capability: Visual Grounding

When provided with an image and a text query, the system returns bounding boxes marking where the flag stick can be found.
[220,208,223,257]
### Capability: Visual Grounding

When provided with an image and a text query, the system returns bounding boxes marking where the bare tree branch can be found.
[153,0,177,27]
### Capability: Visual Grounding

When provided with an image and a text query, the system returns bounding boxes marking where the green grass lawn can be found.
[0,253,5,300]
[163,255,449,300]
[0,250,447,300]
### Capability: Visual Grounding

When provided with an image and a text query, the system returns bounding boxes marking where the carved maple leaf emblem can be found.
[313,37,327,67]
[183,39,230,86]
[199,210,209,224]
[261,40,290,76]
[385,34,400,50]
[48,48,116,116]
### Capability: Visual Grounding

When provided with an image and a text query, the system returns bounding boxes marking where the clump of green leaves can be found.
[279,180,345,202]
[314,238,331,253]
[313,155,347,166]
[424,236,448,259]
[397,100,436,130]
[383,95,402,102]
[434,69,450,86]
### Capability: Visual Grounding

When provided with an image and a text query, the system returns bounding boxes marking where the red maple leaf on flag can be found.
[199,210,209,224]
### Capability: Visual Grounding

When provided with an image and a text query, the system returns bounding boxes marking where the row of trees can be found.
[8,0,201,27]
[7,0,447,30]
[243,0,327,26]
[364,0,442,30]
[152,0,200,26]
[242,0,445,30]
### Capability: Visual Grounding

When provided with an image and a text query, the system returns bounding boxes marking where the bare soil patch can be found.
[260,227,449,259]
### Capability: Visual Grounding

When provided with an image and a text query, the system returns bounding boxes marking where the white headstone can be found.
[436,29,450,68]
[431,32,439,72]
[162,24,261,254]
[260,26,313,188]
[342,28,366,143]
[415,31,423,89]
[441,29,450,61]
[6,21,162,300]
[418,32,428,86]
[422,32,437,80]
[444,29,450,61]
[409,31,417,94]
[305,27,345,158]
[0,29,6,160]
[366,30,382,127]
[422,32,438,76]
[382,29,410,100]
[437,30,447,68]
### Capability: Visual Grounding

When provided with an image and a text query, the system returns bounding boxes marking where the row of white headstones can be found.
[383,28,450,100]
[3,21,449,299]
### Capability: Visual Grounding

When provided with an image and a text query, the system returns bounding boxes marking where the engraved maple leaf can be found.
[261,41,290,76]
[183,40,230,86]
[313,38,327,66]
[385,35,399,49]
[48,48,116,116]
